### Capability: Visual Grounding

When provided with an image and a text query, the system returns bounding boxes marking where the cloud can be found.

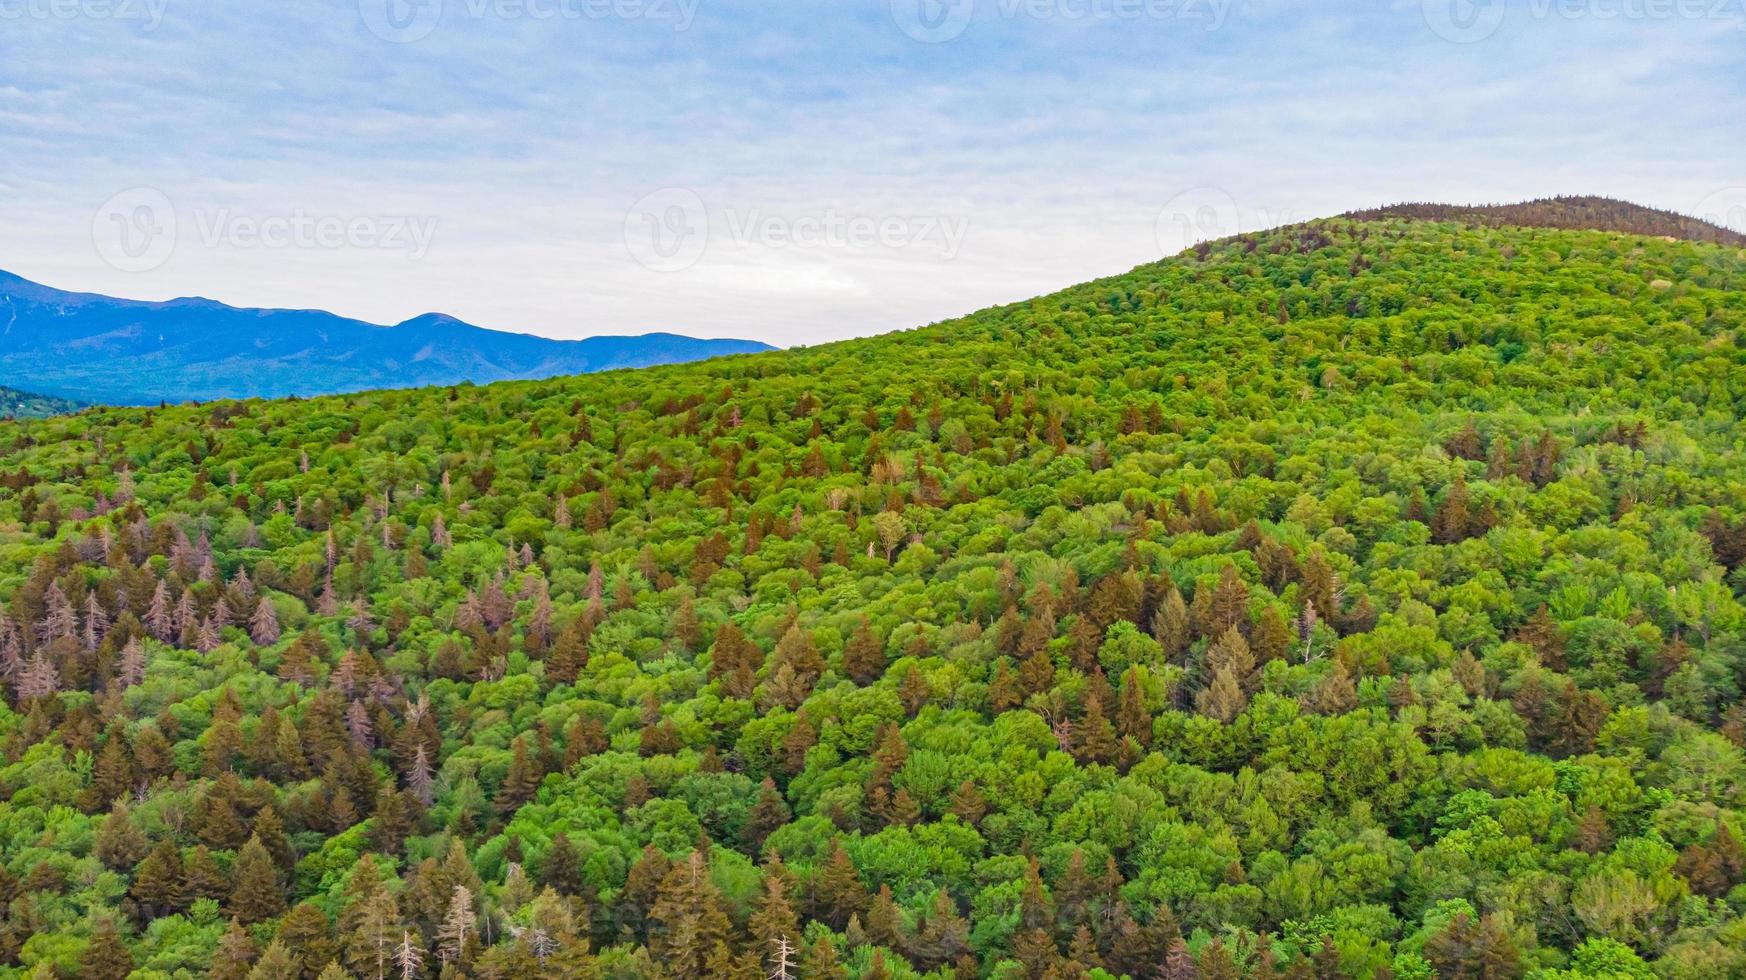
[1,0,1740,347]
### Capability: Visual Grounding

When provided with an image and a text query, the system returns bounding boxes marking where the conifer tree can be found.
[77,918,134,980]
[647,851,732,979]
[278,902,340,978]
[182,845,231,906]
[496,736,543,814]
[248,940,301,980]
[95,801,149,870]
[230,834,287,924]
[212,918,258,980]
[130,839,184,918]
[841,619,885,685]
[435,884,476,968]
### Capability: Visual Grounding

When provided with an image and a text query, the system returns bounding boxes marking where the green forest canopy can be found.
[0,216,1744,979]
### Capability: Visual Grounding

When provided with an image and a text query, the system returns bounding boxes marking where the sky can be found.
[1,0,1743,348]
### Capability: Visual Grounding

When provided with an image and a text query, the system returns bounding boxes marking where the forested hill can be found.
[0,387,82,421]
[1,217,1745,978]
[1343,195,1746,246]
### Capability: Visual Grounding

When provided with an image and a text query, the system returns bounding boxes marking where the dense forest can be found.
[0,389,82,422]
[1342,198,1746,248]
[0,215,1744,979]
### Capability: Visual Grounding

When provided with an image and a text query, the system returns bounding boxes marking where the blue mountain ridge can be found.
[0,268,773,405]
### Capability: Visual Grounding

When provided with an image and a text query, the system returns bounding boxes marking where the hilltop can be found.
[0,216,1743,977]
[0,386,83,420]
[1343,194,1746,246]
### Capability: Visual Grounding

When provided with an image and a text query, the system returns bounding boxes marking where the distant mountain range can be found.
[0,269,773,406]
[1342,195,1746,246]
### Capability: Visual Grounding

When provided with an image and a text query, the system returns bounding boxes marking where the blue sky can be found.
[1,0,1742,346]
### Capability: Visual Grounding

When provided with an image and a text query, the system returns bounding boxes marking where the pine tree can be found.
[435,885,475,967]
[1252,604,1291,664]
[1204,626,1255,691]
[647,851,732,980]
[86,719,135,810]
[1163,937,1198,980]
[182,845,231,906]
[393,931,425,980]
[1196,664,1247,723]
[230,834,287,924]
[540,832,585,896]
[1431,475,1473,544]
[742,777,791,851]
[212,918,258,980]
[1206,565,1251,637]
[841,619,885,685]
[1198,938,1240,980]
[496,736,543,814]
[802,934,848,980]
[1075,690,1119,764]
[117,636,146,688]
[1424,912,1521,980]
[77,918,135,980]
[1151,587,1190,660]
[617,844,671,938]
[249,940,301,980]
[339,855,401,980]
[278,901,340,978]
[94,800,149,870]
[1310,658,1359,715]
[130,839,185,918]
[747,871,801,954]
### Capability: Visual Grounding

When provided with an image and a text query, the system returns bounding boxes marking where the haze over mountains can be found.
[0,269,772,406]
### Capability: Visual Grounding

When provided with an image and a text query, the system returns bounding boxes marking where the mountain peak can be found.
[394,312,471,330]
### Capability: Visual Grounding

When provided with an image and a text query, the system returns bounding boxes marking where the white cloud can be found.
[0,0,1740,348]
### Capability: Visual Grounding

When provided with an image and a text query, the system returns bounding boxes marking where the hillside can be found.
[1343,195,1746,246]
[0,269,772,406]
[0,386,82,420]
[0,217,1744,977]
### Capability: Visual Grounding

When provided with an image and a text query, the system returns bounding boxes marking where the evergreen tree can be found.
[648,851,732,979]
[231,834,287,924]
[77,918,135,980]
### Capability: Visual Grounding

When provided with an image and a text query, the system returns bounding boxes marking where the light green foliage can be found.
[0,218,1743,974]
